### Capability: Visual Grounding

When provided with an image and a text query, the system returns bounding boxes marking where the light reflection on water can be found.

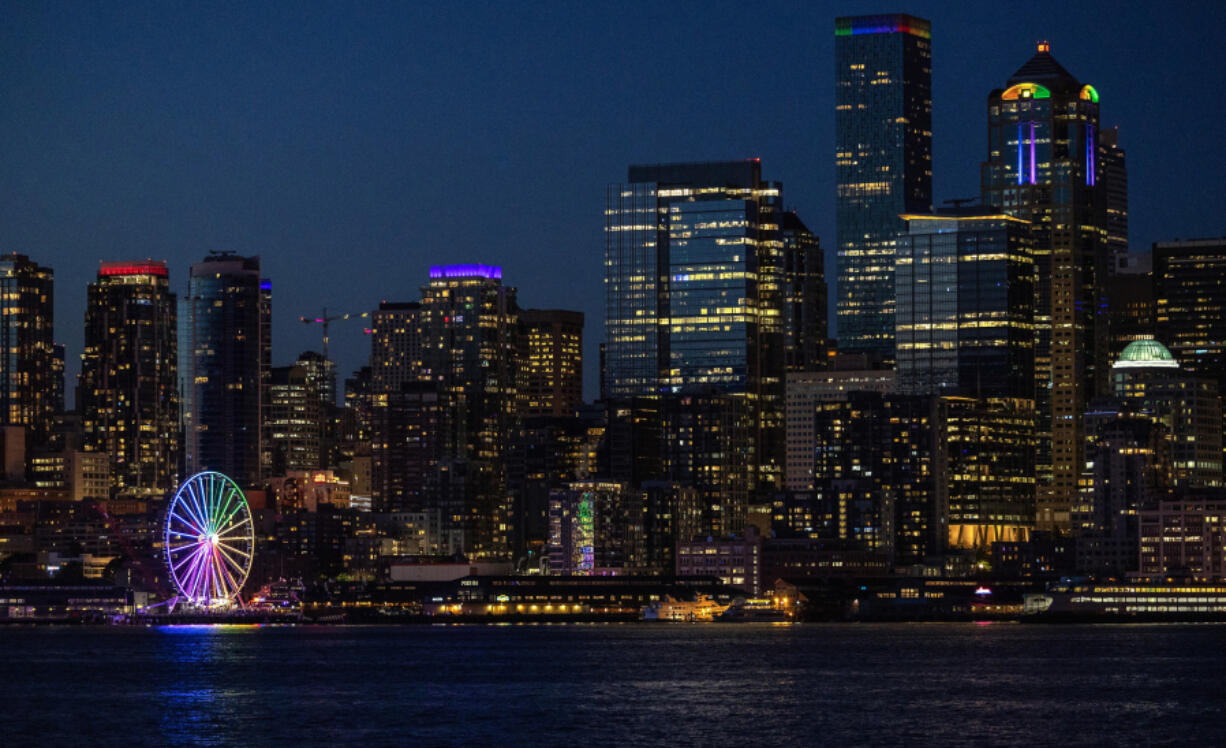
[3,623,1225,746]
[155,624,259,746]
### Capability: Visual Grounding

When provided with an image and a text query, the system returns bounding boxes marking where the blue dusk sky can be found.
[2,1,1223,400]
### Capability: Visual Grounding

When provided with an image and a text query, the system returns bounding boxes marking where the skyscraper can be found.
[604,160,786,500]
[1099,127,1129,264]
[895,211,1035,398]
[267,355,326,473]
[781,210,828,372]
[179,252,270,488]
[0,253,56,449]
[368,300,424,512]
[80,260,179,499]
[418,264,518,557]
[981,43,1110,530]
[834,14,933,359]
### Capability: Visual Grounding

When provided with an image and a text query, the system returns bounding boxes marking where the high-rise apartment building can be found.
[370,381,446,513]
[518,309,583,418]
[661,388,753,538]
[895,211,1035,398]
[806,392,945,566]
[179,253,270,488]
[0,253,56,448]
[604,160,785,499]
[267,355,326,472]
[370,301,422,395]
[781,211,827,372]
[834,14,933,359]
[368,301,424,511]
[419,264,518,558]
[80,261,179,498]
[981,43,1110,530]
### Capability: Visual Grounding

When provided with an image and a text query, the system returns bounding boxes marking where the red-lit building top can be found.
[98,260,169,277]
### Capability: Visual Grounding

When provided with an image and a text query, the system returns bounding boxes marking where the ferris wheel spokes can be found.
[164,471,255,608]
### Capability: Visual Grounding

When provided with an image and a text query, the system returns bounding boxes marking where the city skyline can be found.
[3,2,1224,399]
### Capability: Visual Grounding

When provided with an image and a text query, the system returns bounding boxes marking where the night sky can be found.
[3,1,1223,402]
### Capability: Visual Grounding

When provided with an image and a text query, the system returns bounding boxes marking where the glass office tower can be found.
[179,253,270,489]
[834,14,933,360]
[895,211,1035,398]
[605,160,785,499]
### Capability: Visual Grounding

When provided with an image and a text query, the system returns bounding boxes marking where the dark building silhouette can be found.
[1154,238,1226,393]
[1154,238,1226,473]
[781,210,827,372]
[1112,339,1222,489]
[1100,127,1129,264]
[1073,399,1171,578]
[1107,253,1154,359]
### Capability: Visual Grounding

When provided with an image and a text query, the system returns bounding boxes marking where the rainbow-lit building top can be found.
[429,264,502,280]
[834,14,930,39]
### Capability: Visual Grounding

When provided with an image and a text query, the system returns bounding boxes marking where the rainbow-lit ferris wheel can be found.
[164,471,254,608]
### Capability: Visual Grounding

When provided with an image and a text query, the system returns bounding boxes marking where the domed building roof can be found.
[1113,339,1180,369]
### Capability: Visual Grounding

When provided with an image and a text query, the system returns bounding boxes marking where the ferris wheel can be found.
[164,471,255,607]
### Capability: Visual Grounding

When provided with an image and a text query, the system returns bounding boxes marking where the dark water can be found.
[3,623,1225,746]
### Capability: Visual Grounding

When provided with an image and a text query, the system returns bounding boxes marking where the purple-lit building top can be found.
[429,264,502,280]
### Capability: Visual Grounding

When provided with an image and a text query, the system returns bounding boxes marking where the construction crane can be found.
[299,307,371,360]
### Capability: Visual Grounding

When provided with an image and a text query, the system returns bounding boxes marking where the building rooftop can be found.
[1008,43,1080,89]
[1114,339,1180,369]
